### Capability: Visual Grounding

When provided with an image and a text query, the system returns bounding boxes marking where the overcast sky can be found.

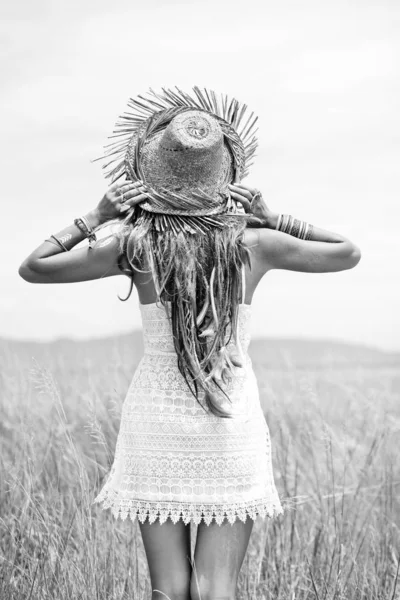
[1,0,399,350]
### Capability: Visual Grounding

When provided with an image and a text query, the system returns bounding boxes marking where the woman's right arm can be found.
[229,183,361,273]
[18,180,146,284]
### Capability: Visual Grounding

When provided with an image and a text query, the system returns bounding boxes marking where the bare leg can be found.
[139,517,192,600]
[190,516,254,600]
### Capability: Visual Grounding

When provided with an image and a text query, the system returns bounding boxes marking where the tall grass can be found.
[0,337,399,599]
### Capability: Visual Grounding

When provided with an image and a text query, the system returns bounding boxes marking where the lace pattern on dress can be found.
[94,298,284,526]
[95,490,283,526]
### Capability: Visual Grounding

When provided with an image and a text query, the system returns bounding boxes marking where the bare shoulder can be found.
[240,229,275,296]
[243,228,268,250]
[242,228,274,271]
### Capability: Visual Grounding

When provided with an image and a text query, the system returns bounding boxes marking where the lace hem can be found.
[93,488,284,526]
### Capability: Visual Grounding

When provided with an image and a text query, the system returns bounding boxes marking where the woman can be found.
[19,87,361,600]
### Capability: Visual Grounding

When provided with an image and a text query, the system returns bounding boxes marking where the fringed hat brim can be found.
[94,86,258,234]
[96,86,258,184]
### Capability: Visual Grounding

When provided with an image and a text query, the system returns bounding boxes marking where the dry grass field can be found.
[0,333,399,600]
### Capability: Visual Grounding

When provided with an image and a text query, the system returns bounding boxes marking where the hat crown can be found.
[158,110,223,154]
[140,109,229,193]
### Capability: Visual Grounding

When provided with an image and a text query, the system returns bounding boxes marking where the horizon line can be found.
[1,331,398,356]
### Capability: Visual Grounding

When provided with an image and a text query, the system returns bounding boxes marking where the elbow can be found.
[345,244,362,270]
[18,261,40,283]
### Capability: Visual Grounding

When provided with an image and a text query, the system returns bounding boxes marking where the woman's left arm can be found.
[18,180,146,284]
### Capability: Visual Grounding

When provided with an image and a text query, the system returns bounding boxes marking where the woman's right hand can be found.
[228,183,275,228]
[94,180,148,225]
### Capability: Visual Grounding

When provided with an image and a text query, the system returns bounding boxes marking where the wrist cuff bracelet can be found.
[277,213,314,241]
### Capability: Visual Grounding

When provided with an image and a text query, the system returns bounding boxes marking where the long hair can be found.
[115,206,251,418]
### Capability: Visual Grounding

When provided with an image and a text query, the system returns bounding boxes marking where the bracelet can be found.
[276,213,314,241]
[48,234,69,252]
[305,223,314,240]
[281,214,290,233]
[287,216,295,235]
[45,237,61,248]
[285,215,293,234]
[281,214,289,233]
[74,216,97,249]
[291,218,301,238]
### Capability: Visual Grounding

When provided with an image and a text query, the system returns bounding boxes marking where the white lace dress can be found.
[94,290,284,526]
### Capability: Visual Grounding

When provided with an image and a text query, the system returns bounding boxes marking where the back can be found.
[130,228,269,306]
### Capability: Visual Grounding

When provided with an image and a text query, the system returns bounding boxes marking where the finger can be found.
[229,191,251,211]
[123,186,147,201]
[228,184,253,201]
[231,182,258,195]
[230,191,251,210]
[108,178,136,192]
[229,183,258,197]
[119,193,148,210]
[115,185,142,201]
[118,180,143,194]
[108,180,123,192]
[125,192,148,205]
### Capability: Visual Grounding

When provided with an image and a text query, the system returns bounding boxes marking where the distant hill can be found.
[250,337,400,369]
[0,331,398,371]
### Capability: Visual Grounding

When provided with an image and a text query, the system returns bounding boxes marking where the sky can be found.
[1,0,399,351]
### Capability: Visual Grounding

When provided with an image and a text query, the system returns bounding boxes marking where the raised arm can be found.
[229,183,361,273]
[18,181,147,284]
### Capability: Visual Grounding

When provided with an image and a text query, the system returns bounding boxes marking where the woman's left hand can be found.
[228,183,273,227]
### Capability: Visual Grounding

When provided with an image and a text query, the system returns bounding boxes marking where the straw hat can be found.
[98,86,259,231]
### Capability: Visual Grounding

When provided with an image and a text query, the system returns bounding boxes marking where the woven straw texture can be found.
[96,87,258,222]
[137,110,234,210]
